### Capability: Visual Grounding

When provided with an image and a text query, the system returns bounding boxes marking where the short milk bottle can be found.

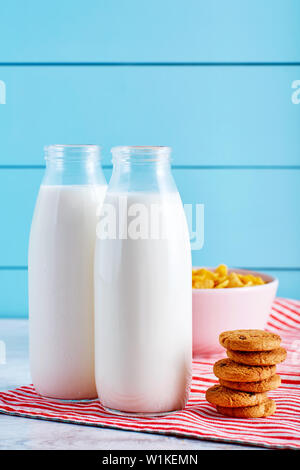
[94,146,192,414]
[29,145,107,399]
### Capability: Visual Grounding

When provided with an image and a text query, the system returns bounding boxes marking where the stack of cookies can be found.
[206,329,286,418]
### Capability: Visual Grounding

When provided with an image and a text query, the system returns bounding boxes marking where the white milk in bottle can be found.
[94,146,192,414]
[29,145,107,399]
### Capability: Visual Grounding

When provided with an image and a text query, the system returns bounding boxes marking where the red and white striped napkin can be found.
[0,297,299,449]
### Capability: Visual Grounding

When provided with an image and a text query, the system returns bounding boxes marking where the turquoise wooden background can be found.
[0,0,300,317]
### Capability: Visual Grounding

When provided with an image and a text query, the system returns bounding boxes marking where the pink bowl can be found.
[192,268,278,356]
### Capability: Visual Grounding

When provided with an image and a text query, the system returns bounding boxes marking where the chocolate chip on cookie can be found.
[216,398,276,418]
[226,347,287,366]
[206,384,268,408]
[219,329,281,351]
[219,374,281,393]
[213,358,276,382]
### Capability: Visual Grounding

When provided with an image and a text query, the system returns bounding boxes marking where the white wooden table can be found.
[0,319,261,450]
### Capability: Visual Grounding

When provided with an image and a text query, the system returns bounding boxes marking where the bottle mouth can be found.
[44,144,101,162]
[111,146,172,164]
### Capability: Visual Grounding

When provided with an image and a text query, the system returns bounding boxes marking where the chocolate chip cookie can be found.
[206,384,268,408]
[213,358,276,382]
[216,398,276,418]
[219,329,281,351]
[226,347,287,366]
[219,374,281,392]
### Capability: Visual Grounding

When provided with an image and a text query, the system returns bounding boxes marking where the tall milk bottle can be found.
[94,146,192,414]
[29,145,107,399]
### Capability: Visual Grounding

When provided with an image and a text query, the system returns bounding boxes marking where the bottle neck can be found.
[108,146,177,193]
[42,145,106,186]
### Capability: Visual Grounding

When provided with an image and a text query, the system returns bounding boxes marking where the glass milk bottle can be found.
[94,146,192,414]
[28,145,107,399]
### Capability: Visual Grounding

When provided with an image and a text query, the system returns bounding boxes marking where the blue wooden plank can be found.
[0,269,298,318]
[0,168,111,266]
[0,270,28,318]
[0,1,300,62]
[175,169,300,268]
[0,168,299,267]
[0,170,42,266]
[0,66,299,166]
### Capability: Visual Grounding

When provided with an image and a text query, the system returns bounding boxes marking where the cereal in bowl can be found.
[192,265,266,289]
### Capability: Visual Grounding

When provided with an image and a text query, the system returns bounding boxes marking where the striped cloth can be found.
[0,297,299,449]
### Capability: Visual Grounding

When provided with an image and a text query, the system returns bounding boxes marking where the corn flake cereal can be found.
[192,265,266,289]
